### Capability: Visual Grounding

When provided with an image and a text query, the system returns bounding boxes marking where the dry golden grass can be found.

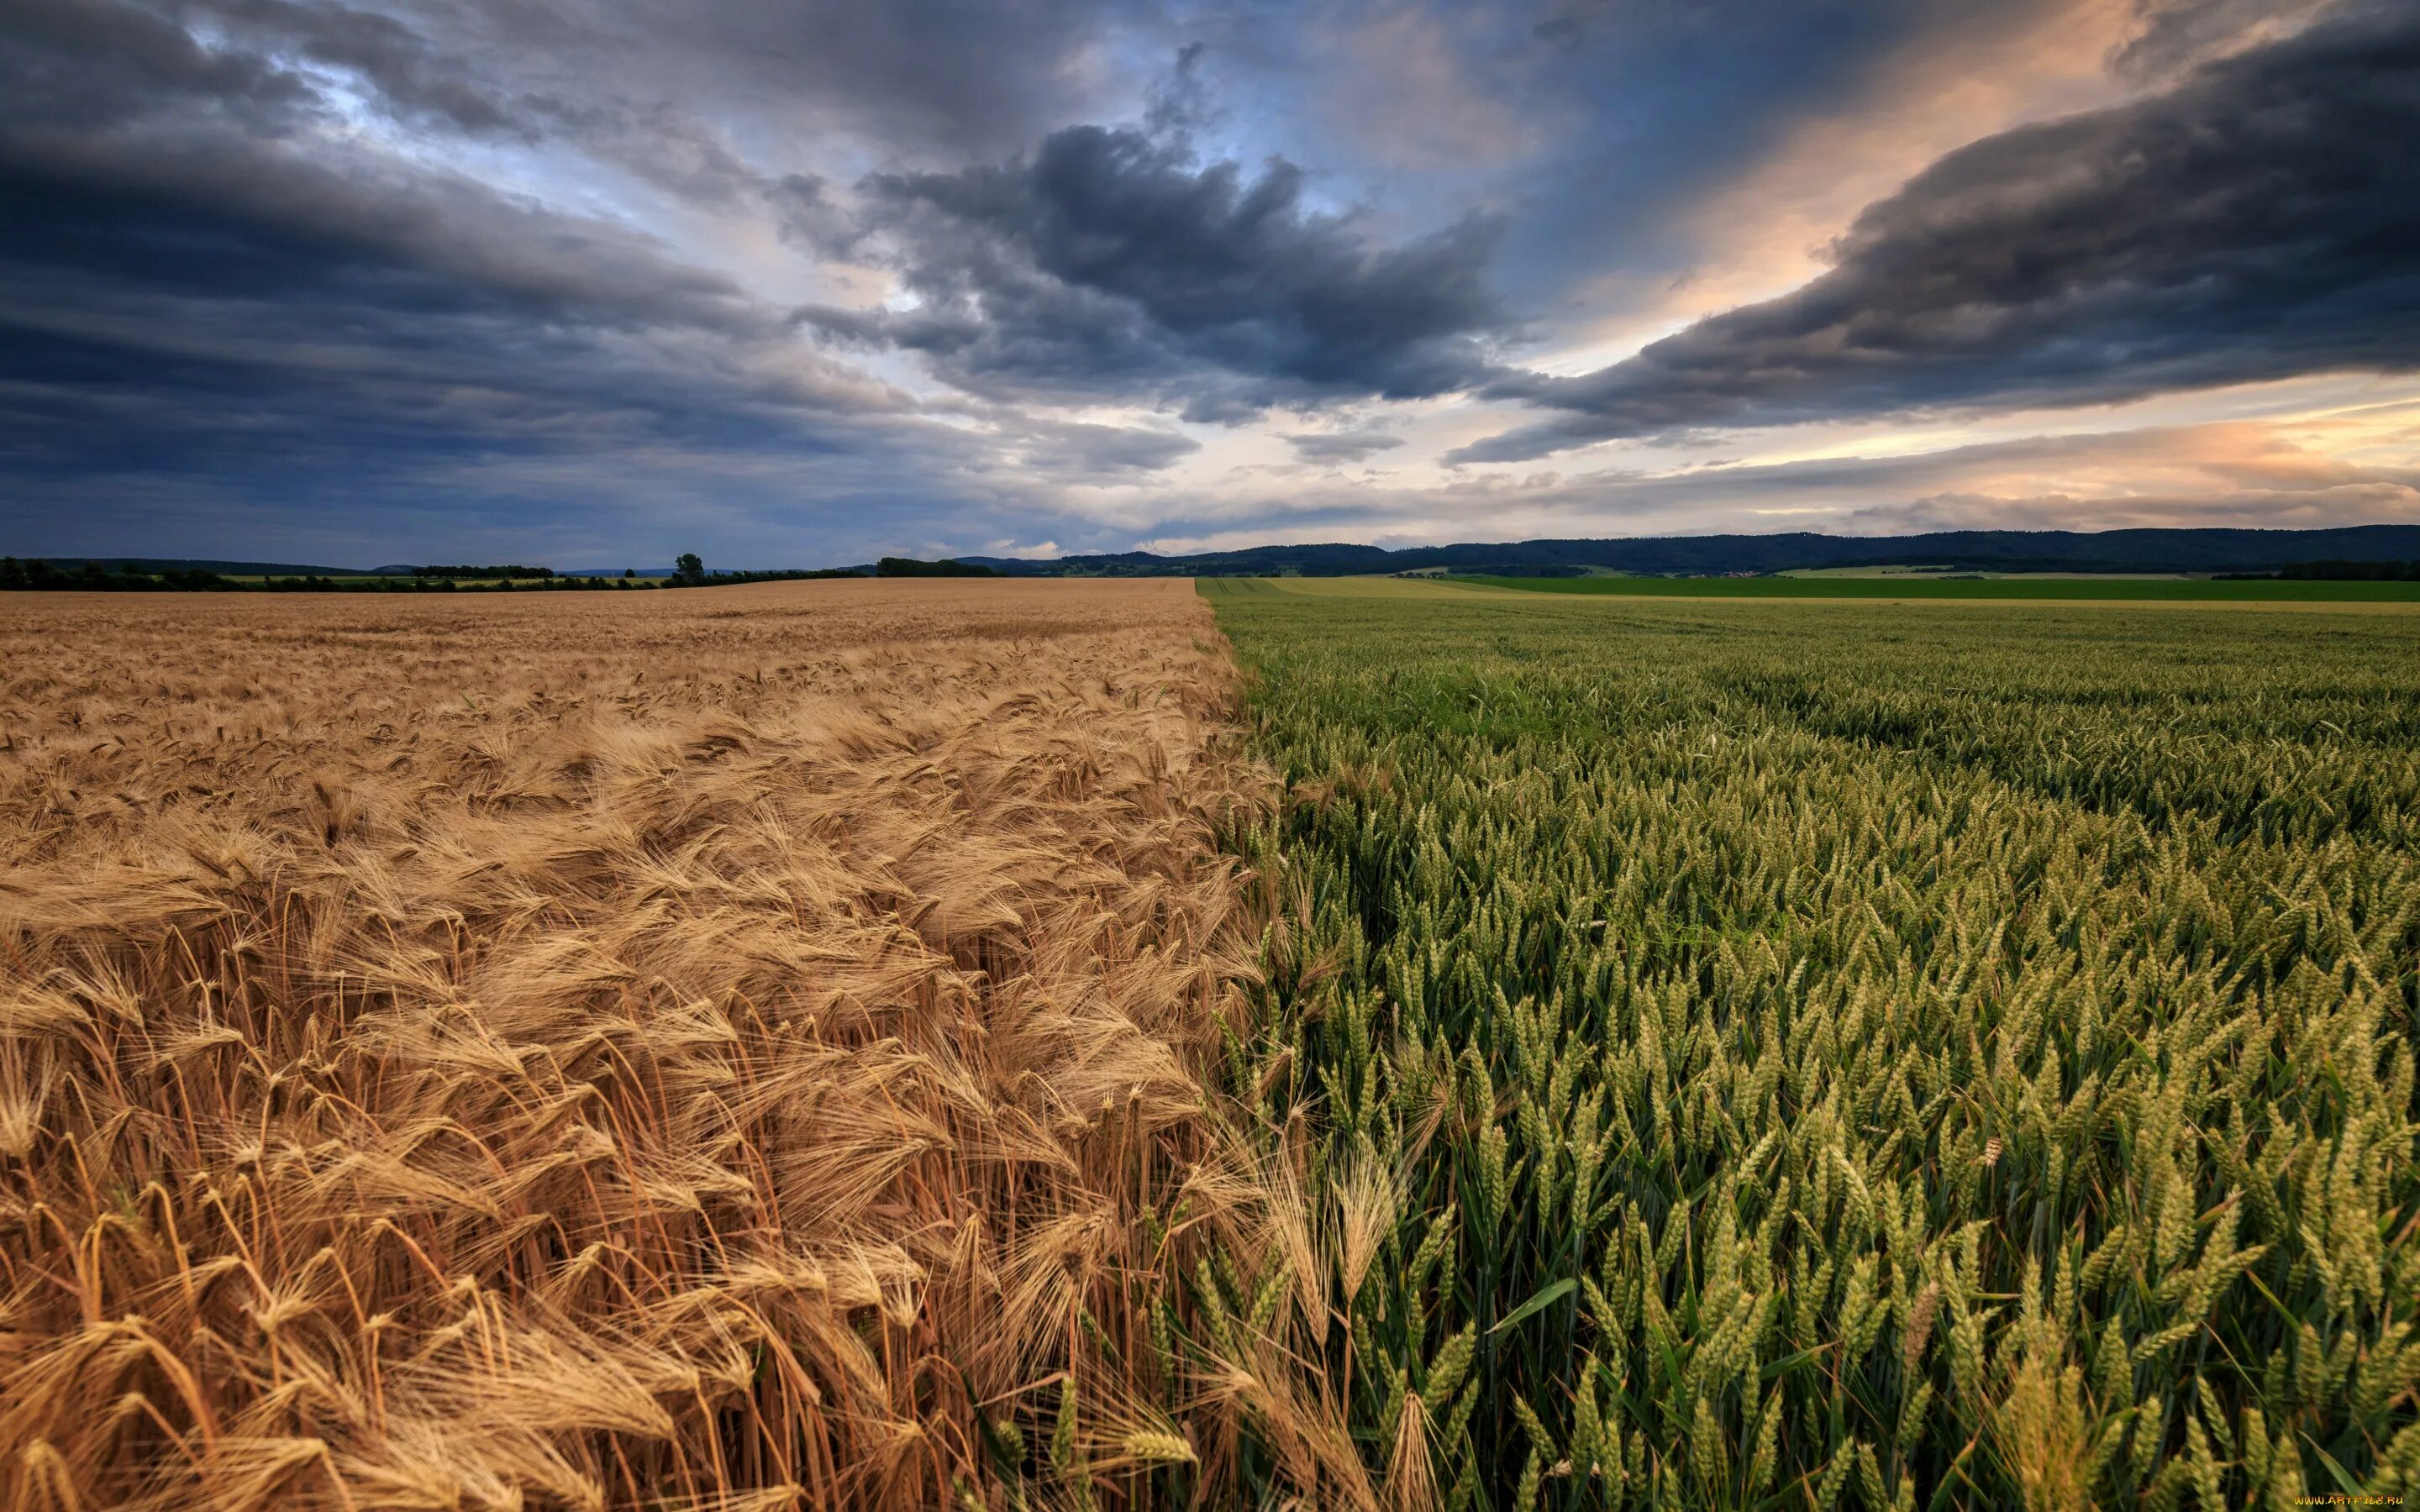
[0,579,1274,1510]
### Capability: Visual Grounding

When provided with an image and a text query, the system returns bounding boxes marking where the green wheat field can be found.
[1194,577,2419,1511]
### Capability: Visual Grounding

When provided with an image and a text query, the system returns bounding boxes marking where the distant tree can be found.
[622,568,635,580]
[671,553,707,586]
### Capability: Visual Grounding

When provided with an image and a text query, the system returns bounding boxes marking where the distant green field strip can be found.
[1454,572,2420,601]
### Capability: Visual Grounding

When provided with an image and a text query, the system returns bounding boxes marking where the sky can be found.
[2,0,2416,567]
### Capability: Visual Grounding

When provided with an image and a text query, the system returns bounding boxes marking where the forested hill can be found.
[20,525,2420,582]
[964,524,2420,577]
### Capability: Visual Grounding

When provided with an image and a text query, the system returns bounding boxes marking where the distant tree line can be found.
[4,552,1002,592]
[875,557,995,577]
[649,553,996,585]
[658,552,870,588]
[0,559,650,592]
[2219,559,2420,580]
[1,559,233,591]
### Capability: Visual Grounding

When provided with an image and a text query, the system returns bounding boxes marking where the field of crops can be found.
[4,573,2414,1510]
[1196,577,2420,1510]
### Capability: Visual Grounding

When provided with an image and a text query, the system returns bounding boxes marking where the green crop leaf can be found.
[1491,1277,1576,1336]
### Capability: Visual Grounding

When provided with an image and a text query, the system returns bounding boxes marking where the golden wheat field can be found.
[0,579,1287,1511]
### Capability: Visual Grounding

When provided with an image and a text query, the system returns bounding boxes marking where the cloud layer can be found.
[2,0,2416,563]
[1455,2,2420,461]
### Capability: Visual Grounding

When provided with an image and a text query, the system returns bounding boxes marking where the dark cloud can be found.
[0,108,802,459]
[2,0,309,132]
[260,0,1133,160]
[1455,2,2420,462]
[2,140,761,336]
[5,0,1153,216]
[1286,428,1407,464]
[769,175,869,258]
[200,0,528,135]
[2112,0,2341,79]
[602,0,1138,160]
[803,124,1512,416]
[0,1,946,560]
[0,0,739,335]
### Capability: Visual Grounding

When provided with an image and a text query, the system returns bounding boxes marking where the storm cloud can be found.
[0,0,960,556]
[806,124,1512,418]
[1455,2,2420,462]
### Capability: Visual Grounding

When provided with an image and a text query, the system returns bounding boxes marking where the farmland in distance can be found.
[1197,576,2420,1510]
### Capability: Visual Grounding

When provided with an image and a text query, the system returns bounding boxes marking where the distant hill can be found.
[21,526,2420,585]
[963,525,2420,578]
